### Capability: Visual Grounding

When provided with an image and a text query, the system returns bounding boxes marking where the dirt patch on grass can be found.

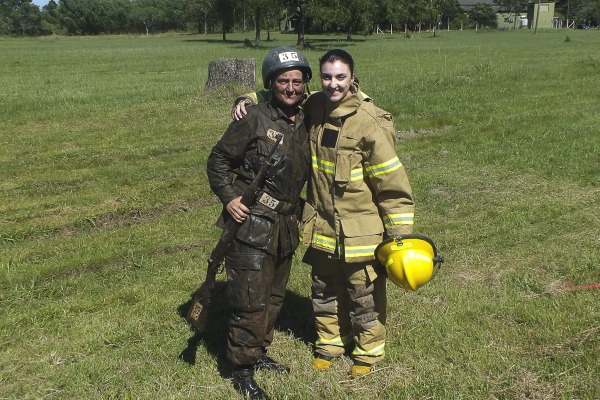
[55,197,220,236]
[38,239,213,285]
[396,128,448,140]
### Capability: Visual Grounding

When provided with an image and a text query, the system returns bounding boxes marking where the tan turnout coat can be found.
[301,85,415,263]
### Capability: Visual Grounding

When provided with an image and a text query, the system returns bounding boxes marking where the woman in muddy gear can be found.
[206,46,311,400]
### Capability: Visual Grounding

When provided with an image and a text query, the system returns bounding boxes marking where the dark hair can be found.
[319,49,354,76]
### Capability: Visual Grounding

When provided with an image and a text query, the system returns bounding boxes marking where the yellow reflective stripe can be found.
[366,156,402,178]
[383,213,415,226]
[313,157,363,181]
[350,167,364,181]
[310,237,377,258]
[352,343,385,356]
[344,244,378,258]
[316,336,344,347]
[312,155,334,174]
[316,334,353,347]
[312,234,336,250]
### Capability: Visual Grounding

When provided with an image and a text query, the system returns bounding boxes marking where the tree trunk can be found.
[254,8,261,42]
[296,6,305,47]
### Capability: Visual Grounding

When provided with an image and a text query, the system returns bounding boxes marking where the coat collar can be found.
[325,82,363,119]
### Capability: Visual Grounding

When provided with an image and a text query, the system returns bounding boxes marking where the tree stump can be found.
[205,58,256,89]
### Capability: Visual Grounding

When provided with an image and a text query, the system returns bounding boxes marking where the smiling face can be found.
[320,60,353,103]
[272,69,304,108]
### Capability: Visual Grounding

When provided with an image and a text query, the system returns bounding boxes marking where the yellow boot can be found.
[311,355,333,371]
[350,361,373,378]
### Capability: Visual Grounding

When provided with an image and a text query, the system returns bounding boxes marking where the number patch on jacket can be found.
[258,192,280,210]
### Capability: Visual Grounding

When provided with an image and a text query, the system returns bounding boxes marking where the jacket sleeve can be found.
[363,111,415,237]
[230,90,269,119]
[206,118,253,206]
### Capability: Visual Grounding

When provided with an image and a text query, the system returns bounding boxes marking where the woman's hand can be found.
[226,196,249,223]
[232,99,252,121]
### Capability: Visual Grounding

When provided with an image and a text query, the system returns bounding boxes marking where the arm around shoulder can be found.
[231,90,270,121]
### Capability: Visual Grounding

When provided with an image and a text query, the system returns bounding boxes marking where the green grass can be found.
[1,30,599,399]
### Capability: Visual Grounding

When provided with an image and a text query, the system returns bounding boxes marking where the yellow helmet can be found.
[375,234,444,291]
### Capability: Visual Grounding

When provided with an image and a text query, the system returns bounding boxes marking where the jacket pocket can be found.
[335,150,363,186]
[235,213,274,248]
[340,215,384,263]
[299,202,317,246]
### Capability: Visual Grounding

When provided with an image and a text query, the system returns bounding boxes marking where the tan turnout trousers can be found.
[306,248,387,365]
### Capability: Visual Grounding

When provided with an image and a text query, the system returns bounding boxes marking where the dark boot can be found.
[255,354,290,374]
[232,366,269,400]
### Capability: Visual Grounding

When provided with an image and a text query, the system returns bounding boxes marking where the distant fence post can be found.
[205,58,256,89]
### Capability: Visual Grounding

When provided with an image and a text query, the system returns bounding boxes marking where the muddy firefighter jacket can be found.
[300,84,415,263]
[207,100,310,257]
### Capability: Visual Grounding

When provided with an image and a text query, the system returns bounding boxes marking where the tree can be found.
[306,0,377,40]
[13,0,41,34]
[57,0,133,35]
[375,0,408,31]
[130,4,164,34]
[586,0,600,28]
[214,0,234,40]
[245,0,271,42]
[562,0,600,27]
[402,0,430,32]
[184,0,214,34]
[437,0,463,30]
[281,0,308,48]
[0,0,44,35]
[41,0,61,33]
[469,2,498,28]
[494,0,528,29]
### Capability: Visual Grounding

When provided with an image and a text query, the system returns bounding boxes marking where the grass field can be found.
[1,29,599,399]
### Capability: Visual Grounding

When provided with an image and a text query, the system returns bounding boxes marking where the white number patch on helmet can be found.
[278,52,299,63]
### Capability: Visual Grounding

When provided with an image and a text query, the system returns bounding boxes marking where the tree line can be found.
[1,0,598,38]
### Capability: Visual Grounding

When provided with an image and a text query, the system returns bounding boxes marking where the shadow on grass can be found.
[181,36,365,53]
[182,38,275,51]
[177,281,229,375]
[177,283,314,378]
[275,290,316,344]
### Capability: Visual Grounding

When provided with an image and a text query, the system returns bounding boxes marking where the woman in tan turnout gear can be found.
[234,49,415,378]
[302,49,414,377]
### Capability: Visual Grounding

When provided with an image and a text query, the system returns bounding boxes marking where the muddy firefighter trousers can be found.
[224,240,292,367]
[307,248,387,365]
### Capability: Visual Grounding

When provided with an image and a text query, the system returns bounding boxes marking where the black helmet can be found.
[261,46,312,89]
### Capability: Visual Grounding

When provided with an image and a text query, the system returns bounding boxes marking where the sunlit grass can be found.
[1,30,599,399]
